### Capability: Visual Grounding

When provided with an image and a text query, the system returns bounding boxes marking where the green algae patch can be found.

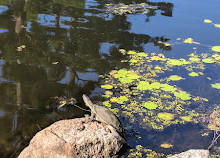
[157,112,174,121]
[143,101,158,110]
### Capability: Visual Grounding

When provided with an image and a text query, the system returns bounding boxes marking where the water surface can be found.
[0,0,220,157]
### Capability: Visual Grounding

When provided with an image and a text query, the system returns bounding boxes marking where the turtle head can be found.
[82,94,94,110]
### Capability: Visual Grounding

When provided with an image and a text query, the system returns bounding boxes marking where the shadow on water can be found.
[0,0,219,157]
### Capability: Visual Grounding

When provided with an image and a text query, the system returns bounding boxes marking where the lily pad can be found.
[174,91,191,100]
[180,116,192,122]
[211,46,220,52]
[101,84,113,89]
[137,52,148,57]
[143,101,158,110]
[189,57,200,62]
[168,75,183,81]
[211,83,220,89]
[208,124,216,130]
[202,58,215,63]
[119,78,133,83]
[160,84,177,92]
[157,112,174,120]
[215,24,220,28]
[204,19,212,23]
[137,81,150,91]
[127,50,136,54]
[188,72,199,77]
[183,38,193,44]
[149,82,161,89]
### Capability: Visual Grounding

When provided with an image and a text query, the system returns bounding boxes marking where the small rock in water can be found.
[168,149,210,158]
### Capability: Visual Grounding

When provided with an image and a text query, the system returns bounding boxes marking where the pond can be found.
[0,0,220,157]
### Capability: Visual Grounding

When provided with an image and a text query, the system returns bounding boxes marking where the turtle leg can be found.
[86,112,95,122]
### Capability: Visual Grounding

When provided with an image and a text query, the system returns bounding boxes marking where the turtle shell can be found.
[94,104,124,134]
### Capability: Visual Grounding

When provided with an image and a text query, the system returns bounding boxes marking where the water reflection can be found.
[0,0,173,157]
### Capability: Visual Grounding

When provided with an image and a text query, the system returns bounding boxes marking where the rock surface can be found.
[169,149,211,158]
[18,118,125,158]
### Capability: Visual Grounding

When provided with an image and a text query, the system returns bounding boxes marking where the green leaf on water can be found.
[127,50,136,54]
[189,57,200,62]
[214,24,220,28]
[101,84,113,89]
[160,84,177,92]
[183,38,193,44]
[188,72,199,77]
[167,59,189,66]
[130,59,138,63]
[157,112,174,120]
[168,75,183,81]
[212,46,220,52]
[137,52,148,57]
[149,82,161,89]
[174,91,191,100]
[137,81,150,91]
[103,101,111,108]
[127,74,140,79]
[119,96,129,102]
[119,78,133,83]
[202,58,215,63]
[180,116,192,122]
[204,19,212,23]
[143,101,158,110]
[211,83,220,89]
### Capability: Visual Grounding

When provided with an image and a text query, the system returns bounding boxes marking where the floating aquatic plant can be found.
[101,84,113,89]
[167,75,183,81]
[188,72,199,77]
[143,101,158,110]
[180,116,192,122]
[101,46,218,130]
[157,112,175,121]
[212,46,220,52]
[211,83,220,89]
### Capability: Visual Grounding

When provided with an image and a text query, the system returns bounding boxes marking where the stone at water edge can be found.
[168,149,210,158]
[18,118,125,158]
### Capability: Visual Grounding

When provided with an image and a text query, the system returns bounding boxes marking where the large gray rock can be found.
[169,149,211,158]
[18,118,125,158]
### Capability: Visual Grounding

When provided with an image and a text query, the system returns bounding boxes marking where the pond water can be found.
[0,0,220,157]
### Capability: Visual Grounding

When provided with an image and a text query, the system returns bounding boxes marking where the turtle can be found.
[82,94,126,141]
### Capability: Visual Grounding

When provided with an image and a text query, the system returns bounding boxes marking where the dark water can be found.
[0,0,220,157]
